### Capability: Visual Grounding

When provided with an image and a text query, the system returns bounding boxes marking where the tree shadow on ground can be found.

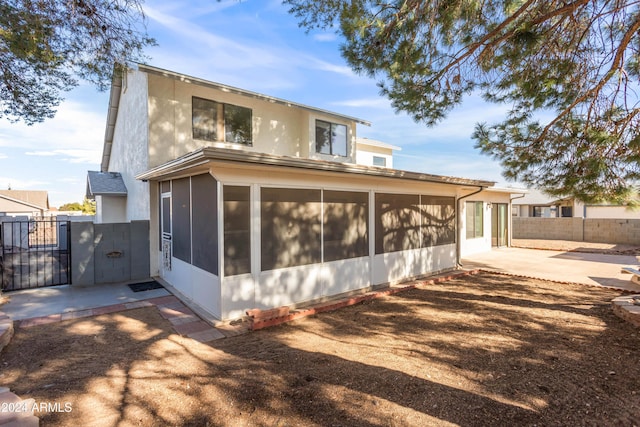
[0,272,639,425]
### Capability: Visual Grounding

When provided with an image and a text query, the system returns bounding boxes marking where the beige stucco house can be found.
[512,188,640,219]
[94,63,523,321]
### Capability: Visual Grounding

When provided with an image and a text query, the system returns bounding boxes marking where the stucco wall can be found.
[146,74,358,167]
[459,191,514,258]
[585,205,640,219]
[513,217,640,244]
[108,69,151,221]
[96,195,127,223]
[355,144,394,168]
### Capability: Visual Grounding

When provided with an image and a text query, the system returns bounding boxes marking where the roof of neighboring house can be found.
[511,188,563,205]
[101,63,372,171]
[481,186,528,195]
[86,171,128,198]
[135,146,496,188]
[0,190,49,211]
[355,137,402,151]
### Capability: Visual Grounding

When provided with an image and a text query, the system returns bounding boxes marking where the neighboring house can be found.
[0,190,49,217]
[94,63,524,321]
[86,171,128,223]
[513,188,640,219]
[355,137,400,168]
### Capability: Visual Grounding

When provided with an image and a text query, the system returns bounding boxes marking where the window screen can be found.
[323,190,369,262]
[421,196,455,246]
[375,193,421,254]
[191,173,218,275]
[261,187,322,271]
[172,177,191,262]
[224,185,251,276]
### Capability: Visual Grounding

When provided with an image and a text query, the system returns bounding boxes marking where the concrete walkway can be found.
[0,282,170,321]
[462,247,640,293]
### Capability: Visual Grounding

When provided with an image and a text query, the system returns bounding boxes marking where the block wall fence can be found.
[513,218,640,245]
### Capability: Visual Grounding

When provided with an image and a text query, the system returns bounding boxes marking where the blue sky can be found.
[0,0,515,208]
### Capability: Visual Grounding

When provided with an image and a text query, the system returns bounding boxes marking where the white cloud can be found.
[331,98,391,109]
[0,176,49,190]
[25,149,100,164]
[0,153,7,159]
[25,151,58,156]
[313,33,337,42]
[0,100,104,163]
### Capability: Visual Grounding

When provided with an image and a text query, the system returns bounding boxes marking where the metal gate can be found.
[0,218,71,291]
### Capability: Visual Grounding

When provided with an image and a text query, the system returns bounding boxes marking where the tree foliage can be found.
[59,198,95,214]
[285,0,640,203]
[0,0,155,125]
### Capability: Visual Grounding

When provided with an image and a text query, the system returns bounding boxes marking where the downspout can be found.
[509,193,526,247]
[456,186,487,267]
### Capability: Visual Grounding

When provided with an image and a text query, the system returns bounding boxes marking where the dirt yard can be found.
[1,272,639,426]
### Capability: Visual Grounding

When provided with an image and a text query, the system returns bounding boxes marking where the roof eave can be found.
[135,147,494,188]
[136,63,371,126]
[100,70,124,172]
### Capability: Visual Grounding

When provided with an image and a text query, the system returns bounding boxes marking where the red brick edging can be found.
[246,270,480,330]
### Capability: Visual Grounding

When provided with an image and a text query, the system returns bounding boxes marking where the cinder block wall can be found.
[70,220,150,285]
[583,219,640,245]
[513,218,640,244]
[513,218,583,241]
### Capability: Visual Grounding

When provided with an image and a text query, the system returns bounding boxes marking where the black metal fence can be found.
[0,218,71,291]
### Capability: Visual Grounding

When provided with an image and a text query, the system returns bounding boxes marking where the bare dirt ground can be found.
[1,272,639,426]
[512,238,640,256]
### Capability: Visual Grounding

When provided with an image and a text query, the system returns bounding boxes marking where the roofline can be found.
[101,70,123,172]
[135,147,495,188]
[135,63,372,126]
[100,63,373,172]
[0,193,48,210]
[481,187,528,194]
[355,137,401,151]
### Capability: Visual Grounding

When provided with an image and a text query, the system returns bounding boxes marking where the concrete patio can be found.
[462,246,640,293]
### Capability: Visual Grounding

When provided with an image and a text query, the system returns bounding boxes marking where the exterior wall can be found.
[0,199,43,216]
[107,69,150,221]
[513,218,640,244]
[95,195,127,223]
[513,218,583,241]
[584,219,640,244]
[154,163,463,320]
[147,75,360,167]
[147,74,360,167]
[585,205,640,219]
[355,144,394,168]
[307,114,356,164]
[459,191,514,258]
[70,221,150,285]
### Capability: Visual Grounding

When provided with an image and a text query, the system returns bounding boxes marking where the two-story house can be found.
[91,63,522,321]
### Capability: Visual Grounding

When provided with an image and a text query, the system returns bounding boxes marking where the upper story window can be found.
[316,120,347,156]
[372,156,386,167]
[192,97,252,145]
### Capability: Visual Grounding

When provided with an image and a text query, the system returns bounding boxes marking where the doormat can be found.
[128,280,164,293]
